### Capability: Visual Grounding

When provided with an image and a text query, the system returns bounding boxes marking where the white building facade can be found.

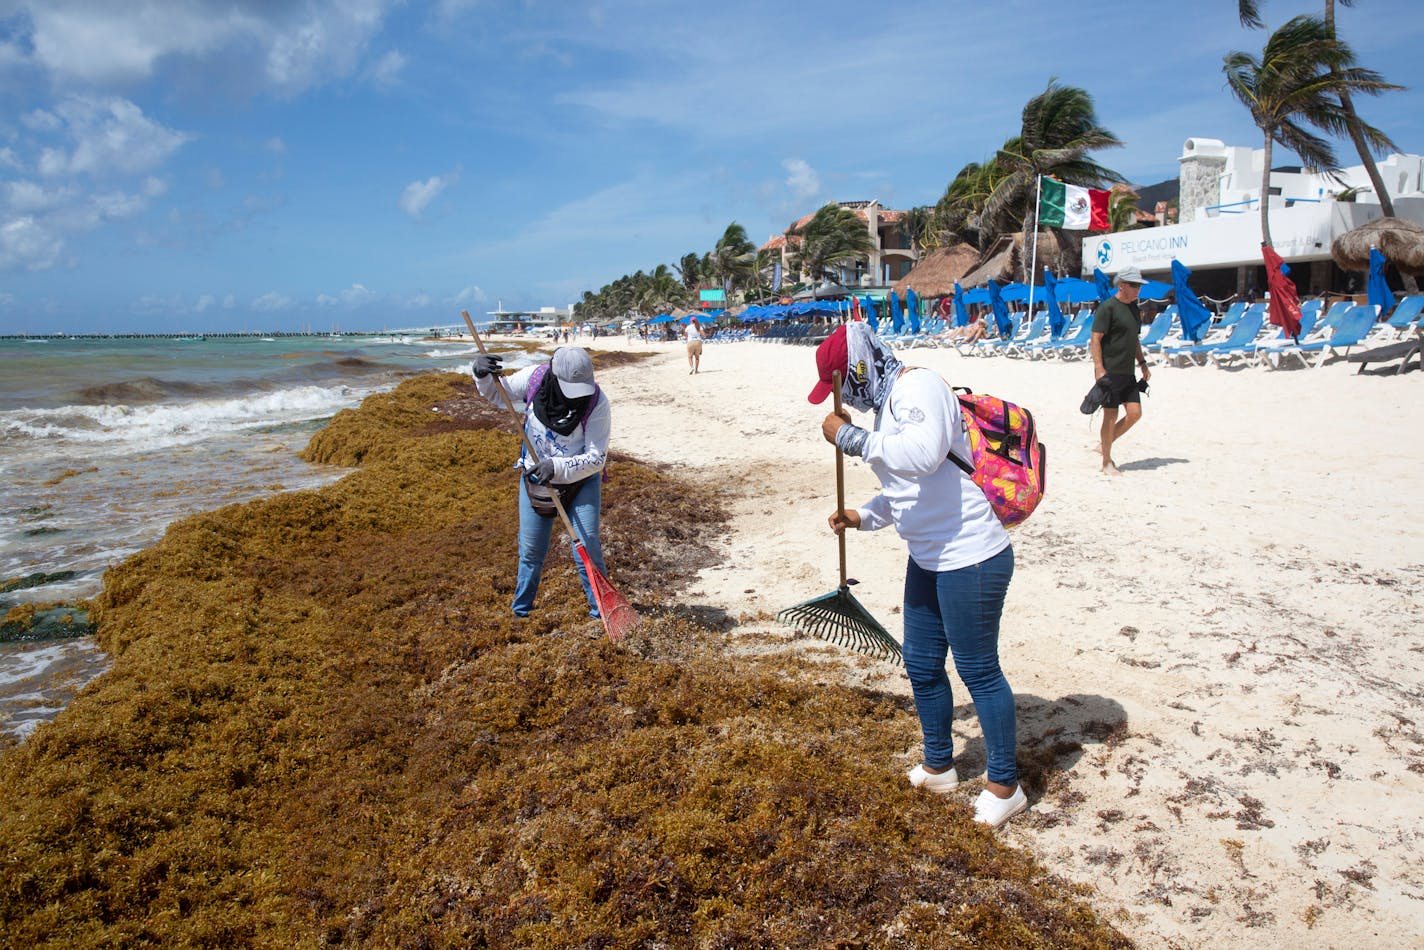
[1089,139,1424,295]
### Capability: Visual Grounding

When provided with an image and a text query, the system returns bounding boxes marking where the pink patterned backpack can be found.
[946,386,1046,528]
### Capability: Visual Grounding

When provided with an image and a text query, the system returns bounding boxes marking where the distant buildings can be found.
[761,200,919,288]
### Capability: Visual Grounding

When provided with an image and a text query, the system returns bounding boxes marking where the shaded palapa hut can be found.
[958,230,1067,288]
[891,244,979,296]
[1331,216,1424,276]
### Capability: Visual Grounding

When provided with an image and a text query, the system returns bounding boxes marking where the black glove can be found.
[472,354,502,378]
[524,458,555,486]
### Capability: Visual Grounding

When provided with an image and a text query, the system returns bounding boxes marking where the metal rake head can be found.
[777,586,902,664]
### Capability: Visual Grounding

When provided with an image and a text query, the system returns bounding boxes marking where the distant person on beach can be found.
[1090,265,1151,477]
[685,317,705,374]
[471,347,610,619]
[808,323,1026,829]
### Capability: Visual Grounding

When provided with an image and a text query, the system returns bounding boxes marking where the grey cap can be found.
[551,346,595,397]
[1116,265,1145,285]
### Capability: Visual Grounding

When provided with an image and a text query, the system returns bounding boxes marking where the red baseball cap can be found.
[808,325,848,404]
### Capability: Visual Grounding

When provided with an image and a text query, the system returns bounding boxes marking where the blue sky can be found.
[1,0,1419,334]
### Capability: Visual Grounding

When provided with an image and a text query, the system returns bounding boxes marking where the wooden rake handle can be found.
[832,370,848,589]
[461,310,582,544]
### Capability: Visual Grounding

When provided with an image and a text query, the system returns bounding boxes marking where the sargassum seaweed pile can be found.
[0,367,1129,948]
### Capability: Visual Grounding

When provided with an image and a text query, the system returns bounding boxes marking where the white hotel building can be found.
[1090,139,1424,298]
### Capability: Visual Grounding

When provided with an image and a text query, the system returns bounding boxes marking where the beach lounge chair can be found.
[1138,306,1176,359]
[1243,303,1323,364]
[1265,305,1377,369]
[1021,310,1089,359]
[1375,295,1424,340]
[1199,310,1272,367]
[1043,314,1098,360]
[1003,313,1049,357]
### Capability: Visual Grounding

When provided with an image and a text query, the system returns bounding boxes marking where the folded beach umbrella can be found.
[906,288,921,333]
[887,293,903,333]
[1093,267,1114,301]
[1042,268,1066,338]
[952,282,970,327]
[1170,259,1214,343]
[987,279,1013,338]
[1368,246,1397,316]
[1261,243,1302,339]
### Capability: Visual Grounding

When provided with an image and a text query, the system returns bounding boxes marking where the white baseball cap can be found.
[551,347,596,397]
[1116,265,1145,285]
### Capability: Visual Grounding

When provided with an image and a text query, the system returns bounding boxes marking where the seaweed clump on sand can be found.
[0,369,1130,948]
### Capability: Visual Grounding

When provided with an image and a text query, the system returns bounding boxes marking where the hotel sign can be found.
[1089,200,1378,277]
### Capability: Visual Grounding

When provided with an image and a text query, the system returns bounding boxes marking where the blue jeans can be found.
[901,545,1016,785]
[514,476,605,618]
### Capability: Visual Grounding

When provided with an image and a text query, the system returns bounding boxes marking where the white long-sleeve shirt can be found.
[854,368,1010,572]
[473,365,610,495]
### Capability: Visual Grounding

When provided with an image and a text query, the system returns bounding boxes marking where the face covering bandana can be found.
[842,321,902,414]
[532,371,592,436]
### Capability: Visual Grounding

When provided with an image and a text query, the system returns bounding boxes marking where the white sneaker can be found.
[907,764,959,795]
[973,786,1028,828]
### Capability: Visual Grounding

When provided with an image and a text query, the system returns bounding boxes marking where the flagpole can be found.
[1027,174,1043,319]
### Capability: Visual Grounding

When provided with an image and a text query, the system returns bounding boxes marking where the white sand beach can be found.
[535,332,1424,948]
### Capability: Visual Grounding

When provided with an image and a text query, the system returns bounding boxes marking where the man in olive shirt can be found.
[1089,266,1152,476]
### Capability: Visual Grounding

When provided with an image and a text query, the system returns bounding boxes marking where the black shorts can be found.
[1101,373,1140,408]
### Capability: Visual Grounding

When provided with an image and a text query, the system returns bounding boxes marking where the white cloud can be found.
[6,181,77,213]
[399,173,456,217]
[452,286,487,305]
[252,292,292,311]
[0,148,21,171]
[195,294,215,312]
[34,96,190,178]
[370,49,405,86]
[316,283,375,308]
[402,292,433,309]
[13,0,398,95]
[265,137,287,154]
[0,216,67,271]
[783,158,820,202]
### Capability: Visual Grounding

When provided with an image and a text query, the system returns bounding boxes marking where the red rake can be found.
[461,311,641,642]
[777,371,901,663]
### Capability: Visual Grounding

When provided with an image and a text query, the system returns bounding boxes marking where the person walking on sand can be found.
[1090,265,1151,476]
[685,316,705,374]
[471,346,610,619]
[808,322,1026,829]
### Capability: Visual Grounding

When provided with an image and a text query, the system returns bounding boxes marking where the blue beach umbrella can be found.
[1056,277,1100,304]
[952,282,970,327]
[1042,268,1066,338]
[1170,259,1213,343]
[888,291,903,333]
[987,279,1013,338]
[1368,247,1397,315]
[1138,280,1172,301]
[999,282,1029,302]
[906,288,921,333]
[962,286,991,304]
[1093,267,1114,301]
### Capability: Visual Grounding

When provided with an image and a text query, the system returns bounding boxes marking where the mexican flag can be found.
[1038,178,1110,230]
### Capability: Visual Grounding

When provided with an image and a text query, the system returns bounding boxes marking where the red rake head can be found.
[578,546,640,643]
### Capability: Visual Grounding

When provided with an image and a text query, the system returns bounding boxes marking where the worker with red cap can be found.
[809,322,1025,828]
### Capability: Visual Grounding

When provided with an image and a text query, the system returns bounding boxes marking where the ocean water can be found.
[0,332,536,743]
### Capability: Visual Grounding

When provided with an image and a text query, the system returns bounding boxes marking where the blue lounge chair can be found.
[1167,310,1264,366]
[1377,295,1424,340]
[1265,305,1378,369]
[1003,313,1050,357]
[1138,306,1176,357]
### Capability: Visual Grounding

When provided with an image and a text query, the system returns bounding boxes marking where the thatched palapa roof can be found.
[958,231,1067,288]
[1331,216,1424,276]
[891,244,979,296]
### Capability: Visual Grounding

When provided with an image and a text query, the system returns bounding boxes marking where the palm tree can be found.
[706,223,756,300]
[674,252,702,290]
[1224,15,1400,247]
[932,161,1002,250]
[1108,189,1141,233]
[788,204,876,286]
[900,206,933,257]
[1237,1,1403,220]
[980,80,1123,246]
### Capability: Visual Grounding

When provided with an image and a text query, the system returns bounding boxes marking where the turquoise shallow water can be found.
[0,333,539,742]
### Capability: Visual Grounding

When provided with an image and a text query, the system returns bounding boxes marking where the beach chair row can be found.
[1150,295,1424,369]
